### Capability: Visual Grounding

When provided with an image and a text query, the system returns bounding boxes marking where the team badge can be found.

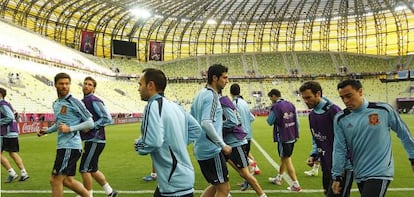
[368,113,380,125]
[61,105,67,114]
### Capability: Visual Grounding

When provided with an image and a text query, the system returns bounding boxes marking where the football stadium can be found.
[1,0,414,196]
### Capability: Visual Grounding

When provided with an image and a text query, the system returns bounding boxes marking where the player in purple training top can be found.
[299,81,353,197]
[78,76,117,197]
[267,89,301,192]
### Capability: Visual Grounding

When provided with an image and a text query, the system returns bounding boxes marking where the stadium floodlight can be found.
[130,7,151,19]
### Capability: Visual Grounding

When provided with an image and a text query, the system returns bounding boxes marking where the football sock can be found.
[8,168,17,176]
[313,163,319,171]
[103,183,113,195]
[21,169,28,176]
[293,180,300,187]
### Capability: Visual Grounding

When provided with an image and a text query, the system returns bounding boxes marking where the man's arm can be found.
[249,112,255,122]
[68,117,94,132]
[57,117,94,133]
[186,112,201,144]
[387,105,414,170]
[309,138,319,158]
[38,123,57,136]
[222,107,238,129]
[92,101,113,128]
[0,105,14,125]
[331,115,348,194]
[201,120,226,148]
[136,102,163,155]
[201,119,231,155]
[266,110,275,125]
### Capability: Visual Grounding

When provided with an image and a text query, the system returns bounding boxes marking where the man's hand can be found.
[58,122,70,133]
[37,127,47,137]
[222,145,232,155]
[306,157,314,167]
[331,180,342,195]
[134,138,143,152]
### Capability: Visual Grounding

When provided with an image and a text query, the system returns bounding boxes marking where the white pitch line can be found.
[5,138,414,195]
[251,138,294,186]
[2,188,414,194]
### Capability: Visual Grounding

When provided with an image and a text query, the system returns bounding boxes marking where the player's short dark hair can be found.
[230,83,240,96]
[84,76,97,87]
[54,72,71,84]
[207,64,228,84]
[268,89,281,97]
[0,87,6,98]
[299,81,323,96]
[142,68,167,92]
[337,79,362,90]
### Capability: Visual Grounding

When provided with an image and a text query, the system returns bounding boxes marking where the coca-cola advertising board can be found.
[18,122,51,134]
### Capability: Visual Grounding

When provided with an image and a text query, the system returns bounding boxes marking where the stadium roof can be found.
[1,0,414,60]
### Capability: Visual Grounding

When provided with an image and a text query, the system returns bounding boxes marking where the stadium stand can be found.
[1,20,413,114]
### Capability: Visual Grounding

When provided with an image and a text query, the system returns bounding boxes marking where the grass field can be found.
[1,115,414,197]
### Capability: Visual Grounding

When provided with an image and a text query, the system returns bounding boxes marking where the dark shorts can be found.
[277,141,295,157]
[198,152,229,185]
[225,145,249,169]
[79,142,105,173]
[357,179,390,197]
[154,186,194,197]
[242,140,251,155]
[52,149,82,176]
[1,137,19,152]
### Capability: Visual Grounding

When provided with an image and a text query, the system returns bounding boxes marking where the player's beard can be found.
[140,92,149,101]
[83,88,92,96]
[57,88,69,98]
[306,103,315,109]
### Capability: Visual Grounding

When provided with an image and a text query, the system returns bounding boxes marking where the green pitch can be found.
[1,115,414,197]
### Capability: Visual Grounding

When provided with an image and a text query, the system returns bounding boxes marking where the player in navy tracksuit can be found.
[332,79,414,197]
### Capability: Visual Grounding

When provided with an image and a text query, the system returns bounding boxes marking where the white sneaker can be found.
[304,169,318,176]
[268,176,282,185]
[253,166,261,175]
[287,185,302,192]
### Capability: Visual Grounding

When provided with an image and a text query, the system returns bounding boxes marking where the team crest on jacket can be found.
[61,105,67,114]
[368,113,380,125]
